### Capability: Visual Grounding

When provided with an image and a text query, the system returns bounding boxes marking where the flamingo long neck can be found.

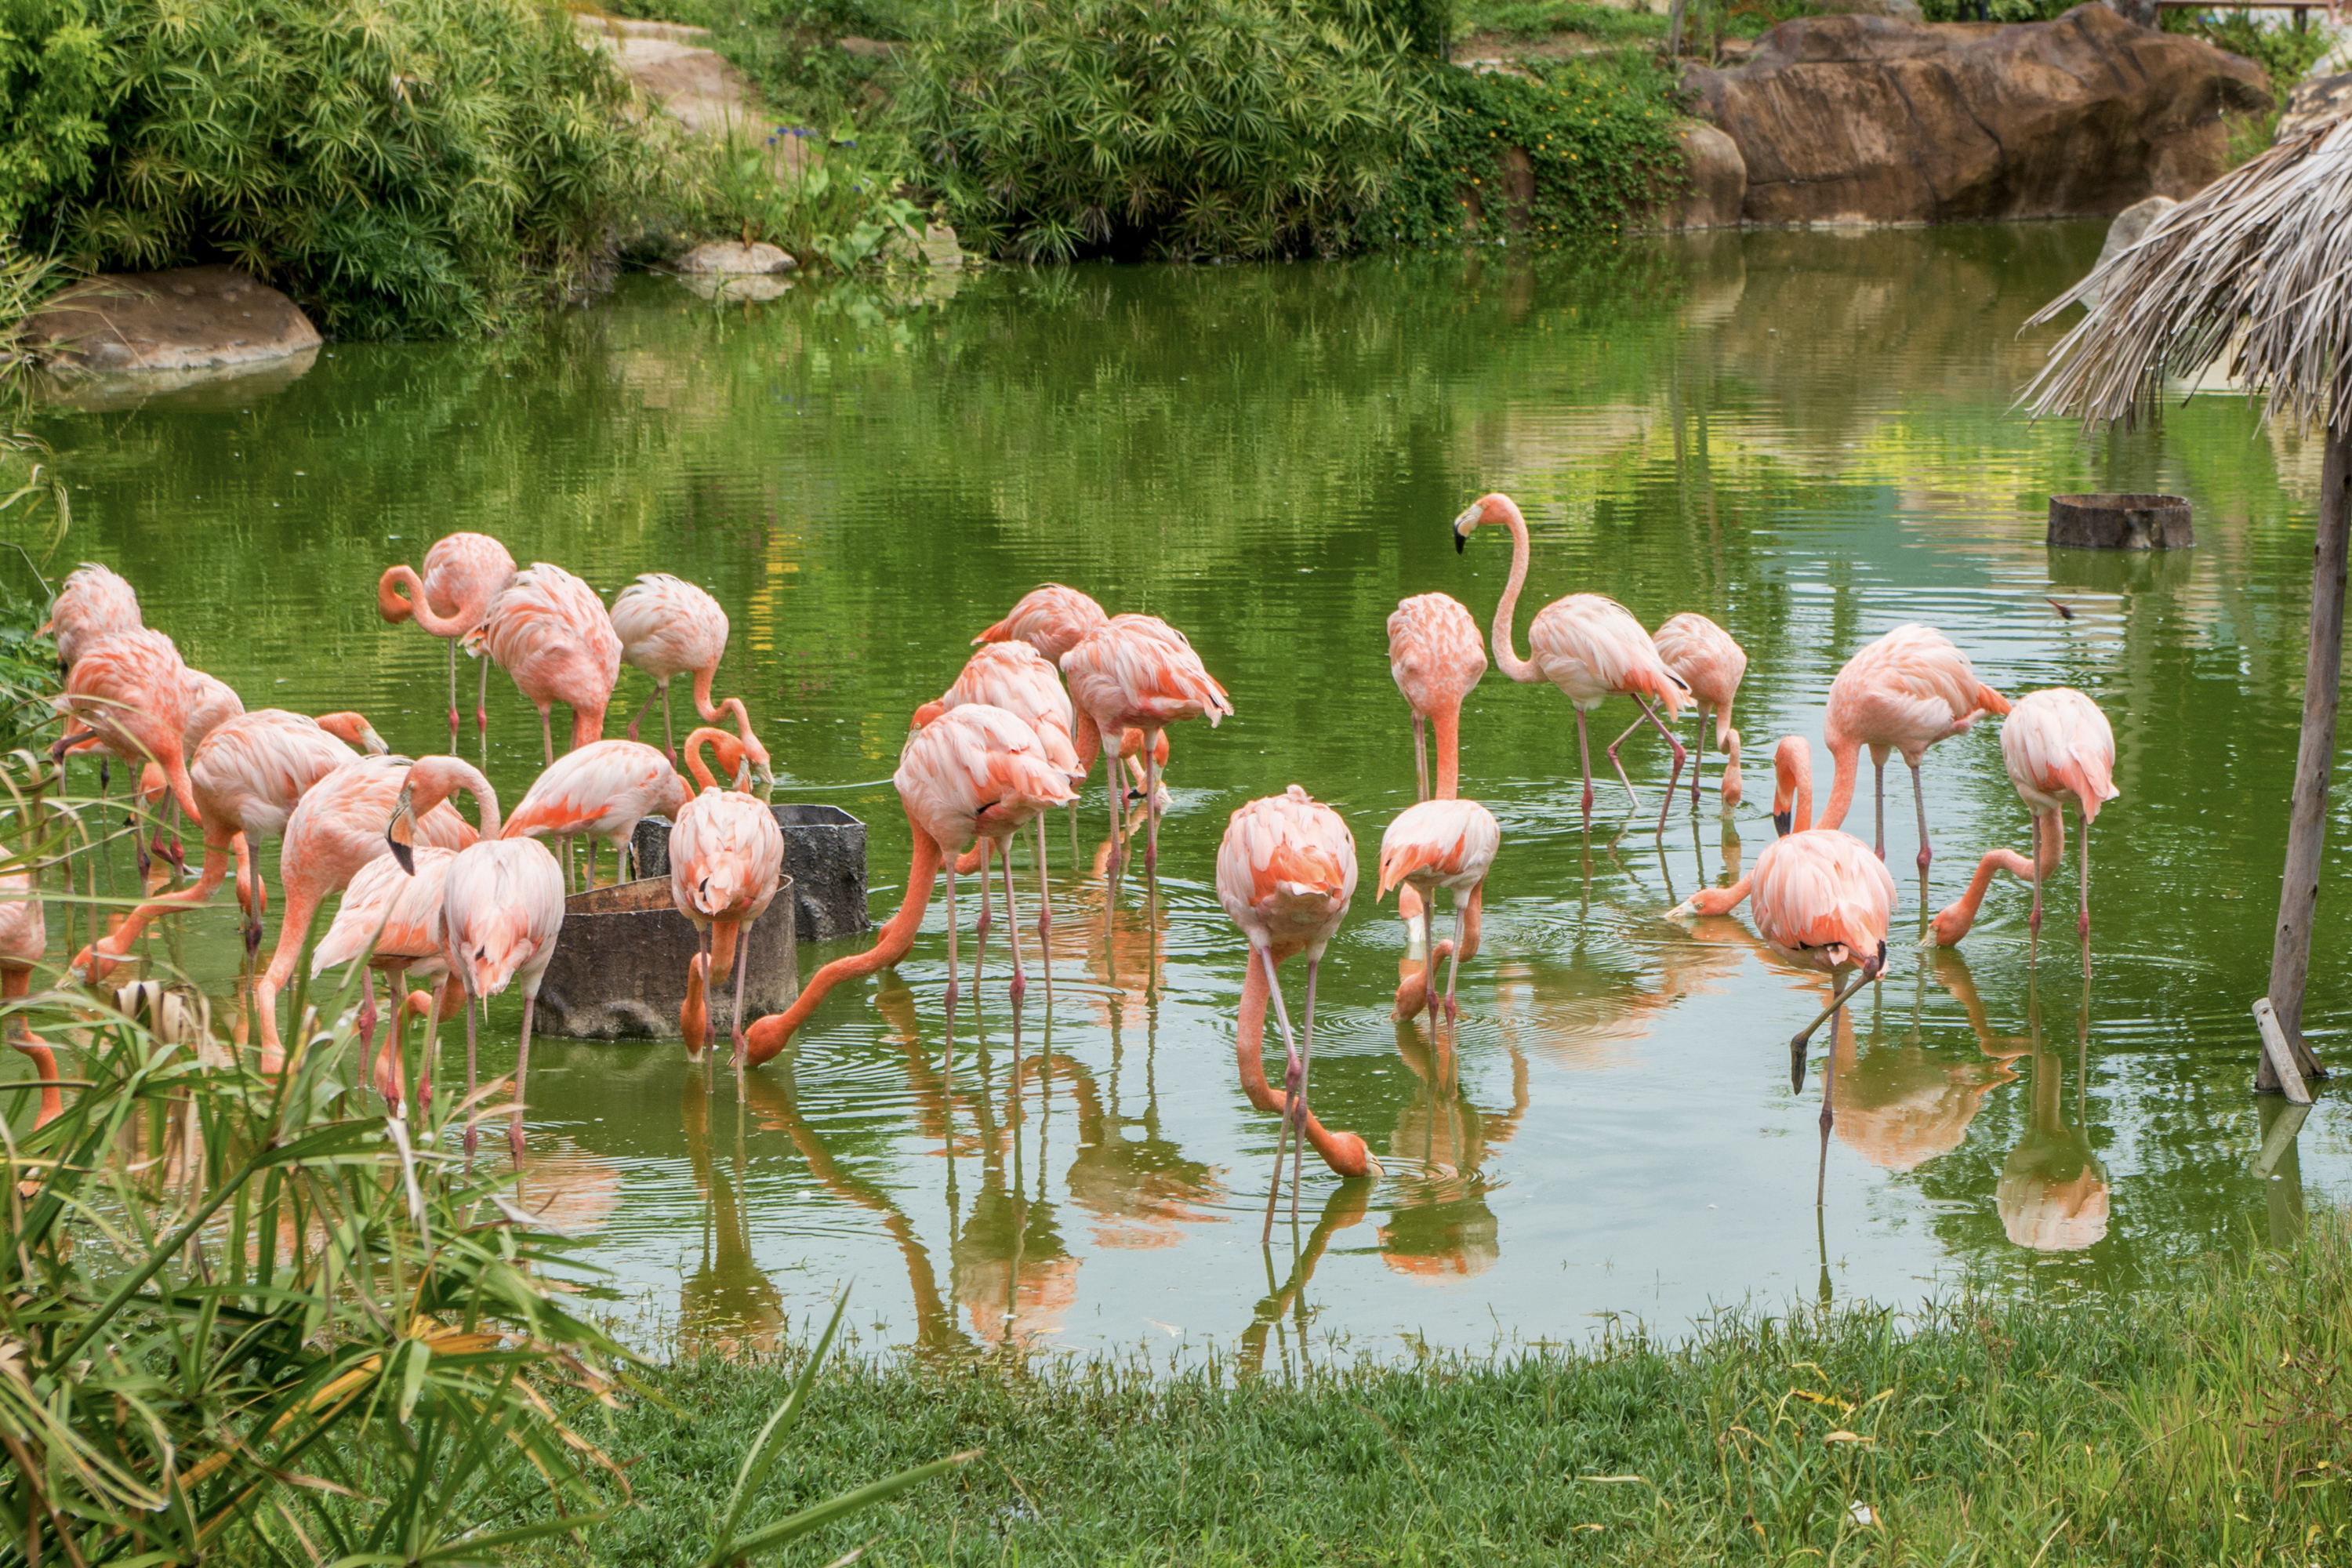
[1432,702,1463,798]
[1786,746,1814,833]
[684,728,744,791]
[1234,945,1376,1178]
[1817,738,1857,832]
[377,567,474,637]
[1684,876,1752,916]
[743,825,943,1065]
[1487,503,1539,684]
[412,760,500,835]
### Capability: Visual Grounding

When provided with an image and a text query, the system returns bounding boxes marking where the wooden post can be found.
[2262,422,2351,1091]
[2253,998,2312,1104]
[1666,0,1686,59]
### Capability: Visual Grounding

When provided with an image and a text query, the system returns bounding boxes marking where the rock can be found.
[1682,5,2271,227]
[23,265,321,376]
[674,240,797,274]
[2280,70,2352,140]
[1648,122,1748,230]
[917,222,964,270]
[2079,192,2175,307]
[533,873,798,1040]
[575,12,762,138]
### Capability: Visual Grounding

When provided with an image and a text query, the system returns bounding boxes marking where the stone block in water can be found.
[630,802,869,944]
[2047,493,2193,551]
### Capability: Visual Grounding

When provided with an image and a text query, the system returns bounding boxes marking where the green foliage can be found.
[677,130,924,272]
[1457,0,1668,41]
[1918,0,2072,21]
[17,0,655,339]
[597,0,921,129]
[1356,0,1454,53]
[0,587,54,750]
[2163,6,2334,107]
[894,0,1439,262]
[1376,51,1686,245]
[0,0,116,233]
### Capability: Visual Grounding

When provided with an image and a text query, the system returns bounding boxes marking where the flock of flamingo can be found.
[5,489,2118,1219]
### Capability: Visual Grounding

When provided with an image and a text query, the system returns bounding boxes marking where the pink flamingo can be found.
[1217,785,1375,1232]
[467,564,621,764]
[1388,593,1486,802]
[256,754,499,1068]
[609,573,766,776]
[1453,493,1690,831]
[139,668,246,873]
[378,532,517,754]
[55,630,203,875]
[426,835,564,1159]
[739,702,1076,1065]
[42,563,141,672]
[502,738,691,888]
[671,728,786,1067]
[1818,624,2009,870]
[924,640,1086,978]
[0,851,55,1127]
[1652,612,1746,808]
[1932,688,2118,947]
[310,845,458,1112]
[974,584,1108,664]
[72,709,387,977]
[1670,736,1896,1199]
[1378,797,1502,1024]
[1062,614,1232,875]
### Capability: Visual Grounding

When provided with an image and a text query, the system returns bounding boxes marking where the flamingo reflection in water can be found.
[1378,1019,1530,1281]
[1829,950,2027,1178]
[1239,1184,1372,1379]
[1996,977,2110,1253]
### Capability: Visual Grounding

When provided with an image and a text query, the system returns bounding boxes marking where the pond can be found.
[16,223,2352,1365]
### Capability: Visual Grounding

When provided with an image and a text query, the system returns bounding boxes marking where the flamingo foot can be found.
[1443,993,1460,1023]
[1009,971,1027,1008]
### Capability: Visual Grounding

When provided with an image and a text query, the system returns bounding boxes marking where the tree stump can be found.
[2047,492,2194,550]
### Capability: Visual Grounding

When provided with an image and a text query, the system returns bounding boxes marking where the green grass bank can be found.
[540,1221,2352,1565]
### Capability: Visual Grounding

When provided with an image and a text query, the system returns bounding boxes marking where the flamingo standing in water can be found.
[1388,593,1486,802]
[738,703,1075,1065]
[42,563,141,673]
[1062,614,1231,876]
[974,584,1108,663]
[502,739,691,888]
[424,834,564,1159]
[1652,612,1746,808]
[255,754,499,1068]
[670,729,786,1067]
[309,845,459,1113]
[1452,493,1690,831]
[1818,624,2009,870]
[72,709,387,976]
[1932,688,2118,948]
[55,630,204,877]
[1670,736,1896,1200]
[468,564,620,764]
[1,851,55,1127]
[609,574,768,779]
[1216,786,1375,1234]
[1379,797,1502,1024]
[378,532,517,756]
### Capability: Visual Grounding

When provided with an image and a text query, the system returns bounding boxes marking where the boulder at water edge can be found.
[1682,5,2269,227]
[23,266,321,375]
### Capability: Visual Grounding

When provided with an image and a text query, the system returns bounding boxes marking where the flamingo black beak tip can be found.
[1454,530,1467,554]
[1772,810,1792,838]
[389,838,415,876]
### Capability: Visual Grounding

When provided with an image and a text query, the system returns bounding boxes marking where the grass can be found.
[526,1217,2352,1564]
[1455,0,1669,42]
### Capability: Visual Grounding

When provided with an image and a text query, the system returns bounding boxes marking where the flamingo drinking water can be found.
[1932,688,2118,948]
[378,532,517,756]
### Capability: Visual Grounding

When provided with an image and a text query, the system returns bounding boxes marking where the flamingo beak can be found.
[1865,940,1888,980]
[386,784,416,875]
[359,724,389,756]
[1772,808,1792,838]
[1452,500,1482,550]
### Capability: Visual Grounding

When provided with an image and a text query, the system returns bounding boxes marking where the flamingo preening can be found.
[610,573,769,786]
[378,532,517,757]
[1652,612,1746,808]
[469,563,621,765]
[1062,614,1231,877]
[1818,623,2009,870]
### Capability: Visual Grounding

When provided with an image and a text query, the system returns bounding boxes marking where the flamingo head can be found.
[1771,735,1813,837]
[1452,492,1518,553]
[316,711,388,755]
[385,783,417,876]
[1824,938,1889,981]
[910,701,945,731]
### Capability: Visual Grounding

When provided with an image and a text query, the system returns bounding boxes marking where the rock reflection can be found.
[1378,1022,1527,1280]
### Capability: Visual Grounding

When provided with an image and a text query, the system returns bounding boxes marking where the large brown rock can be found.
[23,265,320,374]
[1682,6,2269,227]
[1646,122,1748,230]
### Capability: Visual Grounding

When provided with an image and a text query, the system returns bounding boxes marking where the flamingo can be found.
[501,739,691,889]
[1388,593,1486,802]
[1377,797,1502,1024]
[139,668,246,873]
[1932,688,2118,948]
[255,754,499,1068]
[378,532,517,755]
[309,845,459,1112]
[54,630,203,885]
[1062,614,1231,876]
[0,848,55,1127]
[426,835,564,1159]
[1669,736,1896,1200]
[1652,612,1746,808]
[467,564,621,765]
[610,573,767,776]
[973,583,1108,664]
[737,702,1076,1065]
[72,709,388,977]
[671,728,786,1066]
[923,640,1086,982]
[1452,493,1690,831]
[1216,785,1375,1234]
[1818,623,2009,870]
[41,563,140,673]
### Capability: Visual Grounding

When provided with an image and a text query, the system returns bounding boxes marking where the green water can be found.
[15,223,2348,1363]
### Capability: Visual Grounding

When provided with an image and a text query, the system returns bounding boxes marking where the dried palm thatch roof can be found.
[2025,116,2352,434]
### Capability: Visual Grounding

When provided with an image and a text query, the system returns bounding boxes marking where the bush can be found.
[0,0,115,236]
[895,0,1438,262]
[9,0,654,339]
[2163,6,2332,107]
[1375,50,1686,245]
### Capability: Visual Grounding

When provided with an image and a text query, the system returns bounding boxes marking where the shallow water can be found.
[17,223,2352,1364]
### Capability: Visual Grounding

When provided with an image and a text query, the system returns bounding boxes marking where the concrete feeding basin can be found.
[2047,492,2194,550]
[630,802,869,944]
[535,873,796,1040]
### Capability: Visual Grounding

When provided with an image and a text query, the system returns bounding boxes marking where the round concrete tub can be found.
[534,873,797,1040]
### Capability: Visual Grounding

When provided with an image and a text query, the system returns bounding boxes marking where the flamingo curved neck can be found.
[1818,739,1858,832]
[1234,942,1377,1179]
[379,566,474,637]
[743,820,943,1065]
[1486,503,1540,685]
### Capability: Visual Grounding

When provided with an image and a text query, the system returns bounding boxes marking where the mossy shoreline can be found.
[533,1221,2352,1565]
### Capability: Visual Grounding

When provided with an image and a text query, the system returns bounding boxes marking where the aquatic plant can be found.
[893,0,1439,261]
[9,0,655,339]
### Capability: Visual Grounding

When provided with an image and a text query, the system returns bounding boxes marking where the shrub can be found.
[14,0,655,339]
[0,0,116,234]
[2162,6,2332,108]
[895,0,1438,262]
[1375,50,1686,245]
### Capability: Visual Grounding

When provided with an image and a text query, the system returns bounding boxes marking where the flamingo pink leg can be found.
[1000,838,1027,1008]
[1575,710,1596,829]
[1033,815,1054,1004]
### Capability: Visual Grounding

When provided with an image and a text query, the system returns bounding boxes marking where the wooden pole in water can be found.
[2260,423,2351,1091]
